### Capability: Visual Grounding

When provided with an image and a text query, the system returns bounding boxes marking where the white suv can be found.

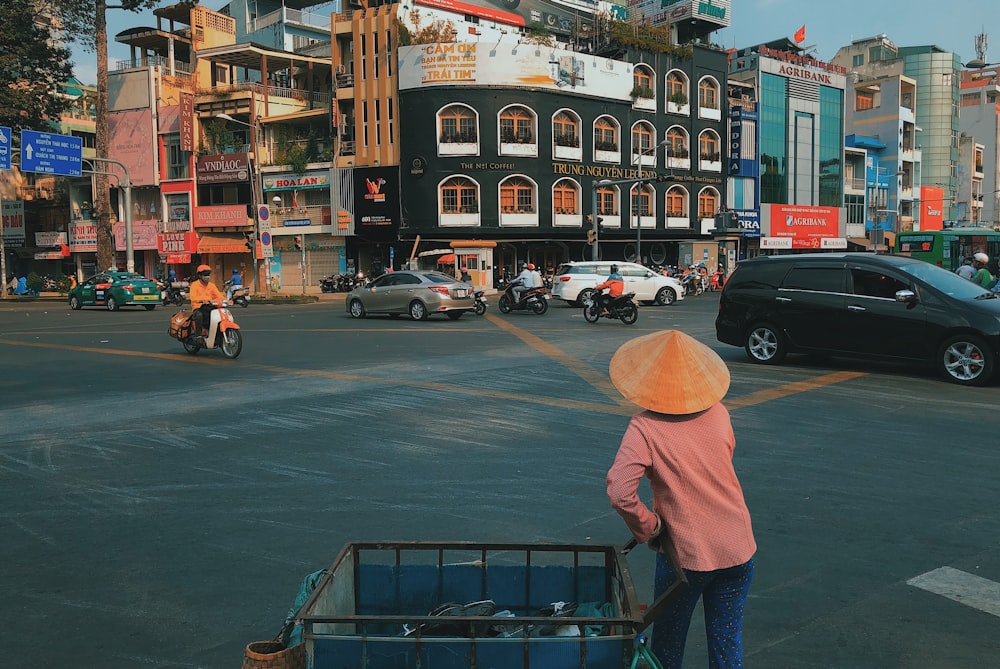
[550,261,685,306]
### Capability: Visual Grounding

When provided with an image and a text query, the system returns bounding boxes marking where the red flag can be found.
[794,25,806,44]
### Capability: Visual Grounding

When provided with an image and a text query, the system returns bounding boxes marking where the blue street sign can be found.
[20,130,82,176]
[0,127,11,169]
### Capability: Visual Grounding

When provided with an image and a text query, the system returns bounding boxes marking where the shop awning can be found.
[436,254,456,264]
[847,237,872,249]
[197,233,249,254]
[417,248,453,258]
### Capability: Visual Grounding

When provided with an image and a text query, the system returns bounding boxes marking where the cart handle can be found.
[620,533,689,631]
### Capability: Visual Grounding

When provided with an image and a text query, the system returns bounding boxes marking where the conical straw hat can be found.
[609,330,730,414]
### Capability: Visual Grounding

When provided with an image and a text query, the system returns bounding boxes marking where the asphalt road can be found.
[1,293,998,668]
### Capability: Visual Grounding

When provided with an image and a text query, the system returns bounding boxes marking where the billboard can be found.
[398,43,633,100]
[109,108,157,186]
[414,0,596,35]
[920,186,944,231]
[355,167,401,228]
[766,204,841,249]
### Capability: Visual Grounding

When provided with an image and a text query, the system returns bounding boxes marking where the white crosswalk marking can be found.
[907,567,1000,618]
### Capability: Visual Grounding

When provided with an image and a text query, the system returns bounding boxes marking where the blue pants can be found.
[651,555,755,669]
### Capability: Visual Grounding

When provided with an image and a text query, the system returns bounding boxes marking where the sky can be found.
[69,0,994,85]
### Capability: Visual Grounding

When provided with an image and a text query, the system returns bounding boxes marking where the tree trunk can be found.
[94,0,113,271]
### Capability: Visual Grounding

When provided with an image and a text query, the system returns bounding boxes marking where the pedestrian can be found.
[459,266,471,282]
[971,252,994,289]
[606,330,756,669]
[955,257,975,281]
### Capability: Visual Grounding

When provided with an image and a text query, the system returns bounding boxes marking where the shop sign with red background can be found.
[158,231,199,262]
[193,205,249,228]
[768,204,840,249]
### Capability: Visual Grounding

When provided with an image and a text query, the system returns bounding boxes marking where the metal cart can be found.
[297,540,685,669]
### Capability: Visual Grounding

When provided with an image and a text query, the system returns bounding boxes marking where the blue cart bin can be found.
[297,541,653,669]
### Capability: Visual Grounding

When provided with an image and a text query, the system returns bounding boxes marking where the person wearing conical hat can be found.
[606,330,756,668]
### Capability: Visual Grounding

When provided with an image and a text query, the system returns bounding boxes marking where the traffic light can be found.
[654,174,670,183]
[294,236,302,251]
[244,233,254,251]
[586,229,596,245]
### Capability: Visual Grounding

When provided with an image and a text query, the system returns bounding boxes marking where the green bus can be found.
[895,228,1000,273]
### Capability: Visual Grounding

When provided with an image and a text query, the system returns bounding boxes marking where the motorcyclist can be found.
[593,264,624,315]
[189,264,225,344]
[512,262,534,304]
[529,263,543,292]
[971,252,994,289]
[226,268,243,299]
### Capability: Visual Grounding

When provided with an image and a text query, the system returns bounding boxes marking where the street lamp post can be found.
[633,138,669,264]
[216,113,267,296]
[83,157,133,272]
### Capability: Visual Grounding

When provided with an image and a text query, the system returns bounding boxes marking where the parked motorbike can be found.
[224,280,250,307]
[679,270,702,297]
[473,290,487,315]
[582,291,639,325]
[497,282,549,315]
[319,275,338,293]
[167,302,242,359]
[710,269,726,291]
[160,279,188,306]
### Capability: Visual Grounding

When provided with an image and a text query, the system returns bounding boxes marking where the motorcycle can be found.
[679,270,702,297]
[710,269,726,291]
[497,282,549,315]
[224,280,251,307]
[473,290,487,315]
[319,275,338,293]
[168,302,243,359]
[582,291,639,325]
[160,279,188,306]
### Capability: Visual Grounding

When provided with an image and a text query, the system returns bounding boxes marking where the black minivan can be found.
[715,253,1000,385]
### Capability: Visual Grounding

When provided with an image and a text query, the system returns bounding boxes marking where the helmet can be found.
[168,269,176,277]
[974,252,989,264]
[527,263,535,270]
[232,268,239,274]
[196,264,212,279]
[610,264,619,273]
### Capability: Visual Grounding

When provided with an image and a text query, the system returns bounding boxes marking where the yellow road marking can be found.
[483,312,631,407]
[0,334,866,415]
[0,338,634,415]
[723,371,867,410]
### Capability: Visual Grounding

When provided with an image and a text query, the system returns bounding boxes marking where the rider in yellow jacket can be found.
[189,265,225,341]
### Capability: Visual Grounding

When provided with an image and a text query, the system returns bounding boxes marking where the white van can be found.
[550,261,685,306]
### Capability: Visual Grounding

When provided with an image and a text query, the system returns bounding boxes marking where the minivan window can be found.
[850,269,908,299]
[899,261,998,299]
[781,267,843,292]
[725,262,789,290]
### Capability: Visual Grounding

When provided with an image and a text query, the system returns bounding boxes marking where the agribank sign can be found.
[765,204,842,249]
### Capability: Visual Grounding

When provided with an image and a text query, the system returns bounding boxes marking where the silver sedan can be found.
[346,270,476,320]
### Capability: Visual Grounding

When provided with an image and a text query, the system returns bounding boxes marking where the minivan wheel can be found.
[937,335,994,386]
[655,287,676,306]
[745,324,787,364]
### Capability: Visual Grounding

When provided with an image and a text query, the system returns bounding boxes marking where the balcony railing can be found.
[199,81,329,106]
[113,56,193,75]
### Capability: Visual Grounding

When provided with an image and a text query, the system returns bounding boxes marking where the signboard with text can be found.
[766,204,841,249]
[20,130,82,176]
[69,222,98,252]
[2,200,25,245]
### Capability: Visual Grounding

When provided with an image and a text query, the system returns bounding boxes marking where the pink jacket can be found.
[606,404,756,571]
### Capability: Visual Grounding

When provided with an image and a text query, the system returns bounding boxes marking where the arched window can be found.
[666,126,688,158]
[553,179,579,215]
[553,110,580,148]
[632,122,655,158]
[594,116,618,151]
[596,184,618,216]
[699,130,720,161]
[499,106,534,143]
[666,70,689,105]
[438,104,477,143]
[698,77,719,110]
[631,183,654,217]
[698,188,719,219]
[633,65,654,98]
[500,176,535,213]
[440,176,478,214]
[666,186,687,217]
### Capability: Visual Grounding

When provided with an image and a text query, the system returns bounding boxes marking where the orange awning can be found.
[436,254,456,264]
[197,233,249,254]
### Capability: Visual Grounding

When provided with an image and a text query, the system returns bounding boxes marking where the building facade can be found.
[729,39,848,252]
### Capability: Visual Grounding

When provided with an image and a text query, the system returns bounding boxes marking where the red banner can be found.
[768,204,840,249]
[158,231,199,255]
[920,186,944,231]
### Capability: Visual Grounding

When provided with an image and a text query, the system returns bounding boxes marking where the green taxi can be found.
[68,271,162,311]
